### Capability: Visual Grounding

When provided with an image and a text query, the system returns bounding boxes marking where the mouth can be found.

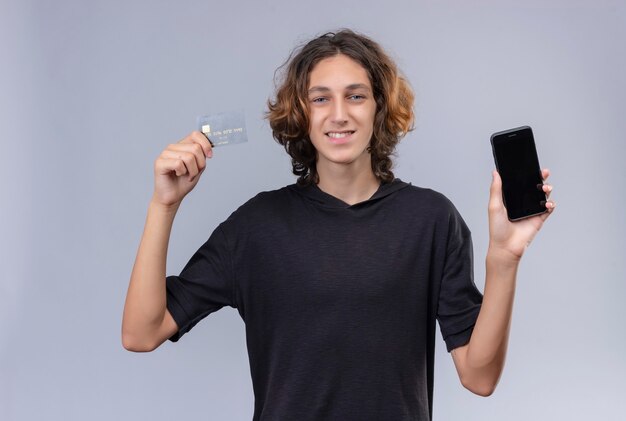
[325,130,355,140]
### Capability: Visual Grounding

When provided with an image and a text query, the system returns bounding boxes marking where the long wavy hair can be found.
[266,29,415,186]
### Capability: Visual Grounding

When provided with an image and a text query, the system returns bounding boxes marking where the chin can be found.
[320,150,371,167]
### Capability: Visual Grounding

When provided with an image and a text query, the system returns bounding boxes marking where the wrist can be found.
[486,245,522,267]
[149,197,181,216]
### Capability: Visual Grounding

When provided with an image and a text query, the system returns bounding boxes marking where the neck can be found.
[316,159,380,206]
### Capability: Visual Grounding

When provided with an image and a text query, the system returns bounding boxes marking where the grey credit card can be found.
[197,110,247,147]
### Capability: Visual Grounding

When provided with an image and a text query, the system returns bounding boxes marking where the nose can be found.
[330,99,348,125]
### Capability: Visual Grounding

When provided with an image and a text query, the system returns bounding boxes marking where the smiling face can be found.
[307,54,377,177]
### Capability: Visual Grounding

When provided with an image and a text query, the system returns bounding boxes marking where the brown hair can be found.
[266,29,415,185]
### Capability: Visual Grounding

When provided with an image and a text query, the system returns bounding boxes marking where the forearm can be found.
[470,247,518,361]
[454,247,519,395]
[122,199,179,349]
[454,168,554,395]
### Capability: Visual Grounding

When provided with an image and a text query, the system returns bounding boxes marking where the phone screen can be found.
[491,126,547,221]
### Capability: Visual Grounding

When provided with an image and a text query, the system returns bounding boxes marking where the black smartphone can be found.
[490,126,547,221]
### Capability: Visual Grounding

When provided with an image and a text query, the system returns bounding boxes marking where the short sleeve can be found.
[437,207,483,352]
[166,225,235,342]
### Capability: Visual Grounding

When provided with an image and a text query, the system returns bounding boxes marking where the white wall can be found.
[1,0,624,419]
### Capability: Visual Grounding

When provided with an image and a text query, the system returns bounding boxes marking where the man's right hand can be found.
[152,131,213,208]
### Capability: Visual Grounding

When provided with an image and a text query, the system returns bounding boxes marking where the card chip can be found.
[196,110,248,147]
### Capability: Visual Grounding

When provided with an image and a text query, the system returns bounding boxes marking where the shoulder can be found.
[392,181,470,235]
[394,184,473,254]
[240,185,296,210]
[395,182,460,216]
[222,184,298,225]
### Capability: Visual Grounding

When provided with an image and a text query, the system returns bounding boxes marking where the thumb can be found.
[489,170,503,209]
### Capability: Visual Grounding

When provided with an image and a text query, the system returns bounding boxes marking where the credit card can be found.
[197,110,247,147]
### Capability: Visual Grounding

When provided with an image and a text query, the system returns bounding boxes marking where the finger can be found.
[165,142,207,172]
[541,168,550,181]
[542,183,553,199]
[489,170,502,198]
[539,200,556,221]
[489,170,504,210]
[182,131,213,158]
[162,149,200,179]
[155,157,188,177]
[489,170,501,194]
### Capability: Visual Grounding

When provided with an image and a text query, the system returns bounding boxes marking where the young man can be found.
[122,30,555,420]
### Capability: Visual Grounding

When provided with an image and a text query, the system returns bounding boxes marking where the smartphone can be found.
[490,126,547,221]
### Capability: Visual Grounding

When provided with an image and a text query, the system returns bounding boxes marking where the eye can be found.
[348,94,366,101]
[311,97,328,103]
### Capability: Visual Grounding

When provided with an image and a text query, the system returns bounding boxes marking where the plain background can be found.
[2,0,625,420]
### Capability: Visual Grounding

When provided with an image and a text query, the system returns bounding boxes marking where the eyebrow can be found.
[308,83,372,94]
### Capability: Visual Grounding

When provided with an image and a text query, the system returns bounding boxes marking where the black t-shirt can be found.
[166,179,483,420]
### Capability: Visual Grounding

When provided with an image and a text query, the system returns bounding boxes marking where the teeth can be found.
[327,131,353,138]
